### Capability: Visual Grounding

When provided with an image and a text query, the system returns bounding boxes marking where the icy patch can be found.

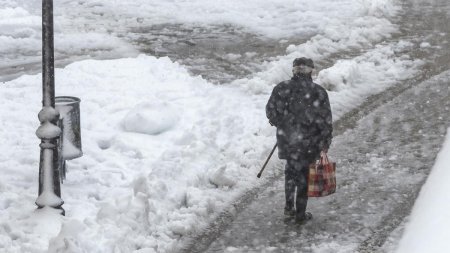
[122,101,179,135]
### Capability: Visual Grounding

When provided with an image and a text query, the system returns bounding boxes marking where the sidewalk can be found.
[203,71,450,253]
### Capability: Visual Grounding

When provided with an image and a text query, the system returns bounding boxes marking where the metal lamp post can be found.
[35,0,64,214]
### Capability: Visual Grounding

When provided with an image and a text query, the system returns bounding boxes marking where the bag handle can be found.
[320,151,329,165]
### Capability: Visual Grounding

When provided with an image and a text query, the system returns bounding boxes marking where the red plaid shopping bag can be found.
[307,152,336,197]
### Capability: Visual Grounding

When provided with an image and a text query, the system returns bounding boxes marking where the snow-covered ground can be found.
[395,129,450,253]
[0,0,439,252]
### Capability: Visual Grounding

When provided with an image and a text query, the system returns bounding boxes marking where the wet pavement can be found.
[124,24,307,84]
[0,23,305,84]
[394,0,450,78]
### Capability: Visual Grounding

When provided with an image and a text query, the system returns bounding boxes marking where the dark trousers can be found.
[285,159,310,215]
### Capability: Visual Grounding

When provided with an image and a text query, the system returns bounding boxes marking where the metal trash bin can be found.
[55,96,82,160]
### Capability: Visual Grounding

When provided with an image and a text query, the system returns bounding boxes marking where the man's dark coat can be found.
[266,74,333,162]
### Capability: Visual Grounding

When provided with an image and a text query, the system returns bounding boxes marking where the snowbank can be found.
[232,15,401,94]
[395,129,450,253]
[234,39,422,120]
[318,41,422,119]
[0,55,276,252]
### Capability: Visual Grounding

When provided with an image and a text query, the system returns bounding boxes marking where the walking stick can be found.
[257,144,277,178]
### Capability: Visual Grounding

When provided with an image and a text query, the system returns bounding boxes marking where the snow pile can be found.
[395,129,450,253]
[0,55,275,252]
[231,2,400,93]
[235,39,422,119]
[122,101,180,135]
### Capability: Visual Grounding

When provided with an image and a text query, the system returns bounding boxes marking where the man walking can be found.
[266,57,333,223]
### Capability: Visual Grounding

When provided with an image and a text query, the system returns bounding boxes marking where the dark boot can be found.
[284,207,296,217]
[295,212,313,224]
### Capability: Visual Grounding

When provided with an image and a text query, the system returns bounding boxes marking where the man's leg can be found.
[295,163,309,217]
[284,160,296,215]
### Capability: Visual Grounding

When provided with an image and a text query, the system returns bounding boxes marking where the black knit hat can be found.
[293,57,314,68]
